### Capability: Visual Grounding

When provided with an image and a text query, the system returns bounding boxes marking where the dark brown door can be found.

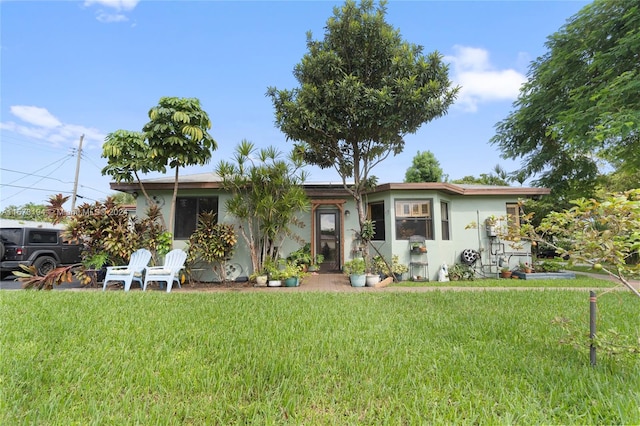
[316,210,341,272]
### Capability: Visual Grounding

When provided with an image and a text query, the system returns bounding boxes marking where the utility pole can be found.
[71,134,84,212]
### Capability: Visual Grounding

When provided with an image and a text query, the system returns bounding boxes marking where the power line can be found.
[0,168,74,184]
[1,156,74,202]
[80,151,106,172]
[4,153,74,186]
[79,184,110,195]
[1,184,74,194]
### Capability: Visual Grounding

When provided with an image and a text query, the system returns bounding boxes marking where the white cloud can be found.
[96,12,129,23]
[10,105,62,128]
[445,45,527,112]
[84,0,139,23]
[1,106,106,148]
[84,0,140,12]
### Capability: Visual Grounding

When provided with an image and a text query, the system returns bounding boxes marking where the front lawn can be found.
[393,274,614,288]
[1,290,638,424]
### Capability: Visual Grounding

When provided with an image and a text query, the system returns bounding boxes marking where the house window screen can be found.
[174,197,218,239]
[367,202,385,241]
[440,201,450,240]
[395,200,433,240]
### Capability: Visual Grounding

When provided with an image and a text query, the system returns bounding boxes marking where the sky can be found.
[0,0,591,210]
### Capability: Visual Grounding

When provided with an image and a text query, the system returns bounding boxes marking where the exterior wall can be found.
[135,187,531,282]
[371,191,530,281]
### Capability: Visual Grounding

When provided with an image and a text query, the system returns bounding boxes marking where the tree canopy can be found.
[102,97,217,238]
[404,150,443,183]
[451,165,510,186]
[491,0,639,204]
[268,0,457,252]
[143,97,217,237]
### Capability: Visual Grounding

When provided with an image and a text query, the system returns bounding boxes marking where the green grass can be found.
[393,274,614,288]
[1,290,639,424]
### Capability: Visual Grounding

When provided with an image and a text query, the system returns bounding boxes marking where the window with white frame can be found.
[394,199,433,240]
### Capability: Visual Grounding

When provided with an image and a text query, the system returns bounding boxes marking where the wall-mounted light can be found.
[345,210,350,217]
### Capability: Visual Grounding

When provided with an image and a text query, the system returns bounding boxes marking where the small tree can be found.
[404,150,443,183]
[103,98,217,239]
[500,190,640,297]
[268,0,457,262]
[216,140,309,275]
[143,97,217,237]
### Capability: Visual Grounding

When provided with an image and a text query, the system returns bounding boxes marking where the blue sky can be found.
[0,0,590,210]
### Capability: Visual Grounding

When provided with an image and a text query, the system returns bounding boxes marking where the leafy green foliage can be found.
[404,150,443,182]
[493,190,640,297]
[451,164,510,186]
[216,140,309,275]
[0,202,48,222]
[447,263,475,281]
[491,0,639,204]
[42,195,169,285]
[342,257,366,275]
[553,317,640,361]
[268,0,457,261]
[102,97,217,237]
[186,211,237,282]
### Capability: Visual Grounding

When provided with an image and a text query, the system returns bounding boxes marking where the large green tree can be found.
[404,150,443,183]
[268,0,457,257]
[491,0,639,205]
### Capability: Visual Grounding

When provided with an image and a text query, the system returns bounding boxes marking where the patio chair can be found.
[102,248,152,292]
[142,249,187,293]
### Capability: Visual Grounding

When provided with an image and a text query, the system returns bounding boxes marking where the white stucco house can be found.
[111,173,550,281]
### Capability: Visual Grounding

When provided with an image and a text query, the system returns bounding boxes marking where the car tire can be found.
[34,256,57,276]
[0,241,5,259]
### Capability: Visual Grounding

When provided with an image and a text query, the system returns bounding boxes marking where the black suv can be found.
[0,227,83,277]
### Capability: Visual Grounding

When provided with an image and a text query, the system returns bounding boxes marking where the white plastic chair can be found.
[143,249,187,293]
[103,248,152,292]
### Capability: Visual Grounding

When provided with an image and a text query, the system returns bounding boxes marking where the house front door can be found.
[316,209,341,272]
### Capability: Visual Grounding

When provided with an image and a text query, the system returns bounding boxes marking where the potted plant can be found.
[391,256,408,282]
[343,258,366,287]
[282,261,301,287]
[287,244,312,271]
[519,262,533,273]
[250,271,268,287]
[365,271,380,287]
[263,259,282,287]
[500,266,512,278]
[307,254,324,272]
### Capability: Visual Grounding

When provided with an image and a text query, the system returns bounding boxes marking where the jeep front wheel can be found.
[34,256,57,276]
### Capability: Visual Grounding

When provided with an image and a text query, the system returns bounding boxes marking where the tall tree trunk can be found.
[168,166,180,247]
